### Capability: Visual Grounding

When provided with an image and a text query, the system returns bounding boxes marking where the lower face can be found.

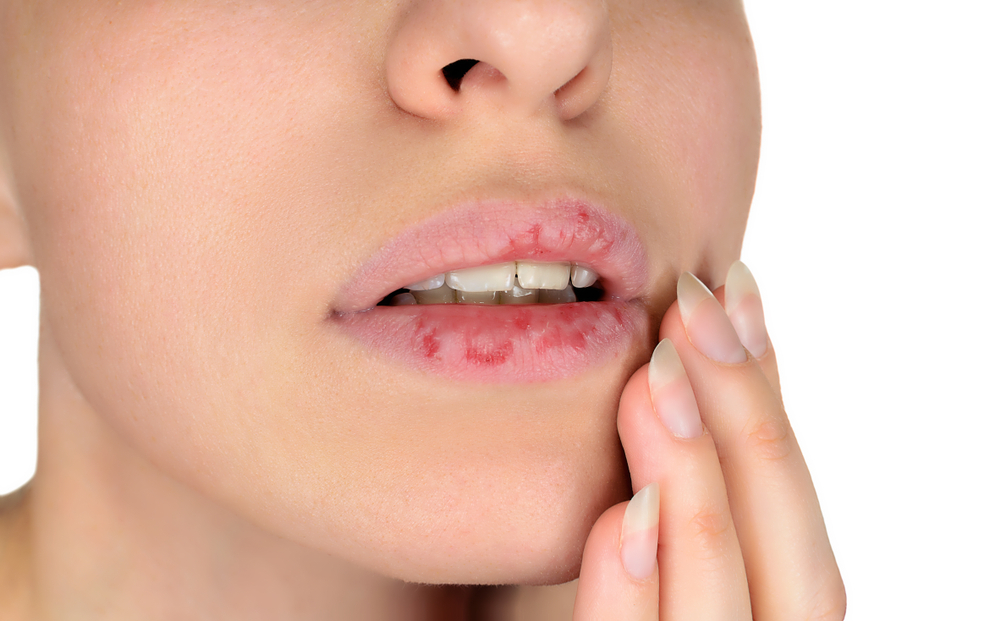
[0,0,760,583]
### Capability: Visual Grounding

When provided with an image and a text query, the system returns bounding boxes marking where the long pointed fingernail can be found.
[621,482,660,580]
[724,261,768,359]
[648,339,703,439]
[677,272,747,364]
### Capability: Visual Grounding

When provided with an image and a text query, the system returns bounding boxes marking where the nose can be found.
[385,0,612,121]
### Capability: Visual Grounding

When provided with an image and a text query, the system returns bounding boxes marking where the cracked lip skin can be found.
[329,198,651,383]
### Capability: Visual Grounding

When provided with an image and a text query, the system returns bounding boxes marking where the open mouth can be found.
[329,199,650,382]
[378,260,605,306]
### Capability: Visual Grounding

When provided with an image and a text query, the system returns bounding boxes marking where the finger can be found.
[573,487,659,621]
[720,260,781,398]
[661,269,846,620]
[618,349,752,620]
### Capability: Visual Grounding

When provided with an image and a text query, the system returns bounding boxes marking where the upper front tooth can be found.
[570,264,598,288]
[445,262,516,292]
[516,261,571,290]
[406,273,446,291]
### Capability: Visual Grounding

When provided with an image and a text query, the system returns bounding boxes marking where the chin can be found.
[373,414,631,585]
[250,390,634,587]
[365,447,631,586]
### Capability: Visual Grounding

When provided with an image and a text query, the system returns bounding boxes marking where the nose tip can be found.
[385,0,612,120]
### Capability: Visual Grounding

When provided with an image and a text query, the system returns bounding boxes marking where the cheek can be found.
[6,0,385,556]
[12,2,371,419]
[609,3,761,279]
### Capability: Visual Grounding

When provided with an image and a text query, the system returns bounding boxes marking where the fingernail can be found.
[677,272,747,364]
[621,482,660,580]
[648,339,703,438]
[724,260,768,359]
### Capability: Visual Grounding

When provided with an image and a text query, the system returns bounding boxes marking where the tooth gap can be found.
[377,288,408,306]
[573,282,605,302]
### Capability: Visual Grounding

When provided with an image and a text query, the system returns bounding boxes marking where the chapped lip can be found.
[331,198,649,313]
[326,198,651,382]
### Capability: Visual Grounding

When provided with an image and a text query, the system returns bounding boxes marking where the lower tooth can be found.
[389,292,418,305]
[500,285,539,305]
[412,285,456,304]
[396,278,587,306]
[456,290,500,305]
[539,286,577,304]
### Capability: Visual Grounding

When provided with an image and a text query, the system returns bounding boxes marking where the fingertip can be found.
[616,364,656,448]
[621,483,660,580]
[574,501,659,620]
[658,300,685,344]
[723,260,768,359]
[575,500,629,591]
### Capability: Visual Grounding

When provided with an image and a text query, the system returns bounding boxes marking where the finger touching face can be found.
[0,0,760,583]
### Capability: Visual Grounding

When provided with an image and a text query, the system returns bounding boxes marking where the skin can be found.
[0,0,843,618]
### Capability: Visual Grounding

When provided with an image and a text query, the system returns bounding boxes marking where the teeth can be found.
[397,261,599,305]
[456,290,500,305]
[539,286,577,304]
[406,273,446,291]
[411,285,456,304]
[570,264,598,288]
[444,262,516,292]
[516,261,571,290]
[389,292,418,305]
[500,284,540,305]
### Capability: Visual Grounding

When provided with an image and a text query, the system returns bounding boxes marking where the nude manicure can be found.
[724,260,768,359]
[620,482,660,580]
[676,272,747,364]
[648,339,703,438]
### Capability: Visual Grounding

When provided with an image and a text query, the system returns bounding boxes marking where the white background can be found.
[1,1,998,618]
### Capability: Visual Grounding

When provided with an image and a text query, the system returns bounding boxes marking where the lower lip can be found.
[332,301,647,383]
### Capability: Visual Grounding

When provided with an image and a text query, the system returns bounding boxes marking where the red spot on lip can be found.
[465,341,514,366]
[513,314,530,330]
[334,301,646,382]
[334,201,648,313]
[527,223,542,244]
[420,331,441,359]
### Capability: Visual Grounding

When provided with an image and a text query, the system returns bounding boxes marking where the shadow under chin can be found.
[410,581,581,620]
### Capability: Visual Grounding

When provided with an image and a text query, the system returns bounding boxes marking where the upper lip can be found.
[331,197,649,313]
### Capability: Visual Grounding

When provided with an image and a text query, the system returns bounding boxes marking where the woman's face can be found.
[0,0,759,583]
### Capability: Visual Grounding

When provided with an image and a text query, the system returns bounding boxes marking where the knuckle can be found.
[687,501,734,561]
[743,415,795,463]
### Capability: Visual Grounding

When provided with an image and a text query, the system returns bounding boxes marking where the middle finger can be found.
[618,339,751,620]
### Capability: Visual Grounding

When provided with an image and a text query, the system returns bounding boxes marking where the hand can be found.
[572,262,846,620]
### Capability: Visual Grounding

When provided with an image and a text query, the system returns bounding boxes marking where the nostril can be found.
[441,59,479,91]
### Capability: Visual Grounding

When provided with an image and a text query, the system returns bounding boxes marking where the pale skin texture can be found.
[0,0,844,618]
